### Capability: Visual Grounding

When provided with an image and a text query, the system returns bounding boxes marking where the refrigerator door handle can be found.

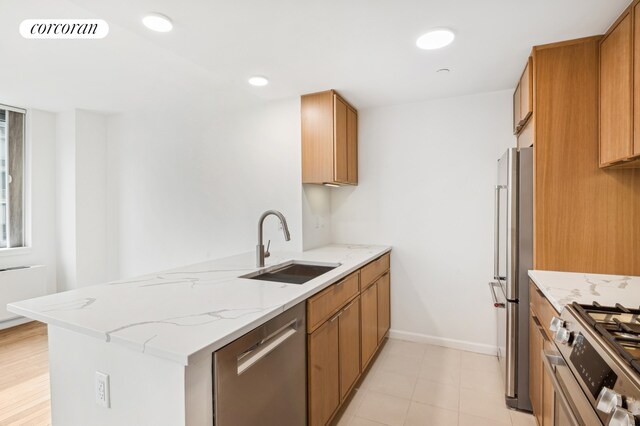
[494,185,506,280]
[489,282,505,308]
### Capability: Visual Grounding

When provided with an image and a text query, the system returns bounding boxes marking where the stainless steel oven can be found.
[541,349,602,425]
[545,302,640,426]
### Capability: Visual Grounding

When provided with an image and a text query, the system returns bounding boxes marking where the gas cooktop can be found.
[574,302,640,375]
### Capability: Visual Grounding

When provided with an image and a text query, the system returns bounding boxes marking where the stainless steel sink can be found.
[241,260,340,285]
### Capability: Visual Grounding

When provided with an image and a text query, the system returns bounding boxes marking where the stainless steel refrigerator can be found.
[489,147,533,412]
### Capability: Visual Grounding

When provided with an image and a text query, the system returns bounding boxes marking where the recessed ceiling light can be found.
[416,29,455,50]
[248,76,269,87]
[142,13,173,32]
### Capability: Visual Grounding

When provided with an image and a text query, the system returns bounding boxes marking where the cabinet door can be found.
[308,318,340,426]
[541,339,555,426]
[513,84,522,134]
[346,107,358,184]
[529,310,543,426]
[601,13,633,165]
[333,95,348,183]
[361,282,378,368]
[377,273,390,343]
[520,59,532,123]
[634,3,640,157]
[339,297,361,400]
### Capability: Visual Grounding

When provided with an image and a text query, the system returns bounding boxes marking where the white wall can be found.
[301,185,332,250]
[106,98,303,279]
[75,111,108,287]
[330,90,515,352]
[56,110,109,290]
[55,111,76,291]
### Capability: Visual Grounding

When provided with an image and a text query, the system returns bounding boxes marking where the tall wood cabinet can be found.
[307,253,391,426]
[301,90,358,186]
[527,37,640,276]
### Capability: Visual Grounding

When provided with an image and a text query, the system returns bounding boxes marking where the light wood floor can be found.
[0,322,50,426]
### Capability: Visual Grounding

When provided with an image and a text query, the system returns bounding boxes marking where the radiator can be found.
[0,265,47,322]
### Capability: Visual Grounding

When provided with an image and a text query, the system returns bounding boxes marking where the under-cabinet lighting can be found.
[323,183,341,188]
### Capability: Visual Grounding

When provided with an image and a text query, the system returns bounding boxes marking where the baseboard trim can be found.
[388,329,498,356]
[0,316,33,331]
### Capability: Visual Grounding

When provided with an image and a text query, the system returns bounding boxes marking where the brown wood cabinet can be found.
[377,272,390,343]
[529,309,543,426]
[308,318,340,426]
[529,281,558,426]
[599,1,640,168]
[600,12,635,167]
[338,297,360,400]
[513,58,533,134]
[531,37,640,275]
[301,90,358,185]
[307,253,391,426]
[360,281,378,369]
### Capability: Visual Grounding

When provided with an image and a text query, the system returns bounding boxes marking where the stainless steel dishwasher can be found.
[212,302,307,426]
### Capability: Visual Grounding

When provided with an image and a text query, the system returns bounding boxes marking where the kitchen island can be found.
[8,244,391,426]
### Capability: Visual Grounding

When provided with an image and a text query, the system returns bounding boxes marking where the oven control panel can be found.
[570,333,618,398]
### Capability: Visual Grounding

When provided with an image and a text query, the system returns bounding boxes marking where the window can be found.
[0,105,25,249]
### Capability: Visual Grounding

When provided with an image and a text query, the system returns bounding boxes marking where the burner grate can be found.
[573,302,640,375]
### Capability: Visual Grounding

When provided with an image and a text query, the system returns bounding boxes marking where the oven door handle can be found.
[542,350,581,426]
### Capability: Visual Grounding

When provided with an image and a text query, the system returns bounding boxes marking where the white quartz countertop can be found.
[8,244,390,365]
[528,270,640,313]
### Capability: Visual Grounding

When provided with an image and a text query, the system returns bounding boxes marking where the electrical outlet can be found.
[95,371,110,408]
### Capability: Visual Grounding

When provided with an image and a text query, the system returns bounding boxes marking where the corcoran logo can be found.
[19,19,109,39]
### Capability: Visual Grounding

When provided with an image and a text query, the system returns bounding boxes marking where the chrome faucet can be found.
[257,210,291,267]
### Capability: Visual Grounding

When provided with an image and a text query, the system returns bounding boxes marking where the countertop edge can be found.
[9,245,392,366]
[527,270,565,313]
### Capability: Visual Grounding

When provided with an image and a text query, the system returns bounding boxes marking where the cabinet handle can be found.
[343,300,356,311]
[330,312,341,322]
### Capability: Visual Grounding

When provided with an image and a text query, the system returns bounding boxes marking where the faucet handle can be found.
[264,240,271,258]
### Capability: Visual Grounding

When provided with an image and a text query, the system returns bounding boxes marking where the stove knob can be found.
[598,387,623,414]
[609,407,637,426]
[554,326,573,345]
[550,316,564,332]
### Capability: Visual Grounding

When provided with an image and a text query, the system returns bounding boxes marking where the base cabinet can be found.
[307,253,391,426]
[339,297,361,400]
[529,310,543,426]
[308,319,340,426]
[377,272,390,343]
[361,282,378,368]
[530,282,557,426]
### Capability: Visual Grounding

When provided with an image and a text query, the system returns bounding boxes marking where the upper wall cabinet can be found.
[600,7,640,168]
[302,90,358,186]
[513,58,533,135]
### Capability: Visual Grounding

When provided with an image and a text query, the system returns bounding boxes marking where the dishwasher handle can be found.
[237,319,298,375]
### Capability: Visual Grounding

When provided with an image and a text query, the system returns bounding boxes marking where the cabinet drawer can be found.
[307,272,360,332]
[529,280,559,340]
[361,253,390,290]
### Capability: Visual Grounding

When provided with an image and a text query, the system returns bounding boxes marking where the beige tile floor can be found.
[336,339,537,426]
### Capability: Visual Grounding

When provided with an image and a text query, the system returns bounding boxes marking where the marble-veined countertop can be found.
[528,270,640,313]
[8,244,391,365]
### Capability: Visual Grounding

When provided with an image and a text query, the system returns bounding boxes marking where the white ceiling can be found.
[0,0,630,113]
